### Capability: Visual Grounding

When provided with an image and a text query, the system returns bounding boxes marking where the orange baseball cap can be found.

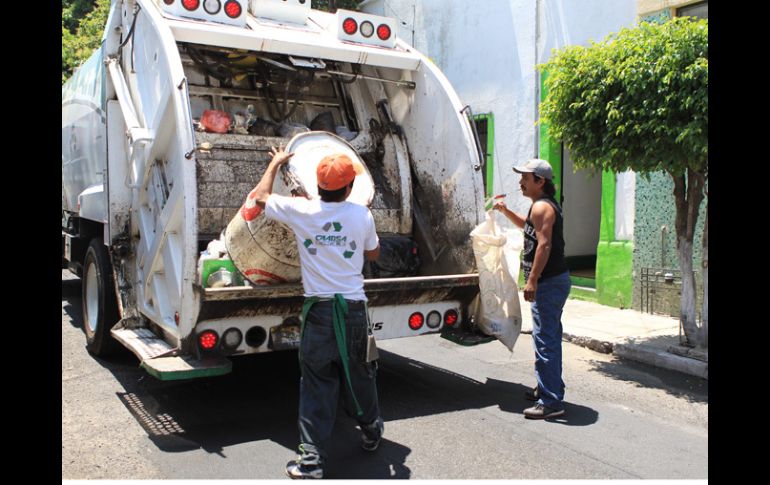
[316,154,364,190]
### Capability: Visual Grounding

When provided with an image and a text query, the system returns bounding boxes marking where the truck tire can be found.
[82,239,120,357]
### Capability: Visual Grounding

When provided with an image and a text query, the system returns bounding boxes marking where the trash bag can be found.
[310,111,336,133]
[249,117,279,136]
[335,125,358,141]
[278,122,310,138]
[363,236,420,278]
[469,210,523,352]
[200,110,232,134]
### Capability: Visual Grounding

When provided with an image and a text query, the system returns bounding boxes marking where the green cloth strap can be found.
[300,295,363,416]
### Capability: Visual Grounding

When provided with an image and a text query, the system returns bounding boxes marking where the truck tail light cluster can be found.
[198,330,219,350]
[160,0,246,27]
[407,309,460,331]
[336,9,396,49]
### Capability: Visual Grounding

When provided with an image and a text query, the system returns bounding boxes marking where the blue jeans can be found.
[530,271,571,410]
[297,300,380,467]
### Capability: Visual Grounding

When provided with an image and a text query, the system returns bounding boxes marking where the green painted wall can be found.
[539,70,562,204]
[596,170,634,308]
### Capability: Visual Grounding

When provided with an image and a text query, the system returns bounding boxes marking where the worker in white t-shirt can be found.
[252,147,384,480]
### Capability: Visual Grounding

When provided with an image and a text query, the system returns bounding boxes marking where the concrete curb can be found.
[563,333,614,354]
[613,343,708,380]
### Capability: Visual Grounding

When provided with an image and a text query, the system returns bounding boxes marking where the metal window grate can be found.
[640,267,701,346]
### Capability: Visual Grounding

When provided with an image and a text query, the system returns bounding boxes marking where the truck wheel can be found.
[82,239,120,356]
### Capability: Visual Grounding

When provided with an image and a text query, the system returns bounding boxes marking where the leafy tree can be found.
[63,0,98,33]
[62,0,110,84]
[312,0,361,11]
[538,17,708,348]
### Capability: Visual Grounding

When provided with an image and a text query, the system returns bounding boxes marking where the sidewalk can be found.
[518,293,708,380]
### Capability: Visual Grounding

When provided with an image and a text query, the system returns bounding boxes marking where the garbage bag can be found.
[363,236,420,278]
[200,110,232,134]
[470,210,523,352]
[310,111,336,133]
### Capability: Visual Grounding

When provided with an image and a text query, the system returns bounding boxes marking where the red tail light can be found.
[444,309,458,327]
[224,0,242,18]
[377,24,392,40]
[343,17,358,35]
[408,312,424,330]
[182,0,200,11]
[199,330,219,350]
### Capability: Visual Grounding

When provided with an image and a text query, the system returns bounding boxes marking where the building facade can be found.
[360,0,706,314]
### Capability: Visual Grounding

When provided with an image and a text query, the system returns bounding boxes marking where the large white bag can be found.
[470,211,523,352]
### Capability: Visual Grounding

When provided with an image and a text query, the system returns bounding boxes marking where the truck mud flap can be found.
[112,328,232,380]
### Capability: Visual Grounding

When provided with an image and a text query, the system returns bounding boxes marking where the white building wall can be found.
[362,0,637,229]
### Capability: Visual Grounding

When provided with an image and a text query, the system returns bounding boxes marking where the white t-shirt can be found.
[265,194,379,301]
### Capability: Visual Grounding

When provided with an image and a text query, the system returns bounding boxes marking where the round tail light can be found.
[343,17,358,35]
[182,0,200,11]
[426,311,442,329]
[408,312,424,330]
[222,328,243,350]
[444,309,459,327]
[198,330,219,350]
[360,21,374,38]
[224,0,242,18]
[377,24,392,40]
[203,0,221,15]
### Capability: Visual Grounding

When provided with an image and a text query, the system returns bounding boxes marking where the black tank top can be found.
[521,197,568,282]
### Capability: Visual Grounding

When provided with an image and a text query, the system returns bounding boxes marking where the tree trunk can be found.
[670,169,705,348]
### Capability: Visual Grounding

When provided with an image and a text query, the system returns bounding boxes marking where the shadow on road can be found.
[63,277,599,478]
[578,335,708,404]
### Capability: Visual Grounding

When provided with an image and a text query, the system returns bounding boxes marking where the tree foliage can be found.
[538,17,708,178]
[312,0,361,12]
[62,0,110,84]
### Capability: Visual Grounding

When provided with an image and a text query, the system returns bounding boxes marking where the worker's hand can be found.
[523,279,537,302]
[493,200,507,212]
[269,146,294,166]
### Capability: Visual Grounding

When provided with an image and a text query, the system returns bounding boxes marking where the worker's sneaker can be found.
[285,459,323,479]
[524,386,540,401]
[523,403,565,420]
[360,416,384,452]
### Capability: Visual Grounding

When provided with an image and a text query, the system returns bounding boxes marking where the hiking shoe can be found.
[360,416,384,452]
[524,386,540,401]
[285,460,323,479]
[523,403,565,420]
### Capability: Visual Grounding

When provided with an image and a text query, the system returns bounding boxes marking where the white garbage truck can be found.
[62,0,489,380]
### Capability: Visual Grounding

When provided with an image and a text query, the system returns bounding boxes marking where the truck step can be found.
[111,328,232,380]
[140,355,232,381]
[112,328,176,361]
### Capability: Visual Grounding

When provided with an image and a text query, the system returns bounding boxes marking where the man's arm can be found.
[523,201,556,302]
[364,245,380,261]
[252,147,294,209]
[493,201,526,228]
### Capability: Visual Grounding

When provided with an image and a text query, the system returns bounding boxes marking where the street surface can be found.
[62,271,707,479]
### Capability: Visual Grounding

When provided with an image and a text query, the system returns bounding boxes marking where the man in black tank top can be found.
[494,159,571,420]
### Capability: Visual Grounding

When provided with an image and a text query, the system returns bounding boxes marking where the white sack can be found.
[470,211,523,352]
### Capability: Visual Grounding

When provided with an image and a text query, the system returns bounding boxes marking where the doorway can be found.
[560,147,601,288]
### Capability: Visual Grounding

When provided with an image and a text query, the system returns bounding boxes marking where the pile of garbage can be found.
[192,107,357,141]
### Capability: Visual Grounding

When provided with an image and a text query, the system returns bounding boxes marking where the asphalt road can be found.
[62,271,708,479]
